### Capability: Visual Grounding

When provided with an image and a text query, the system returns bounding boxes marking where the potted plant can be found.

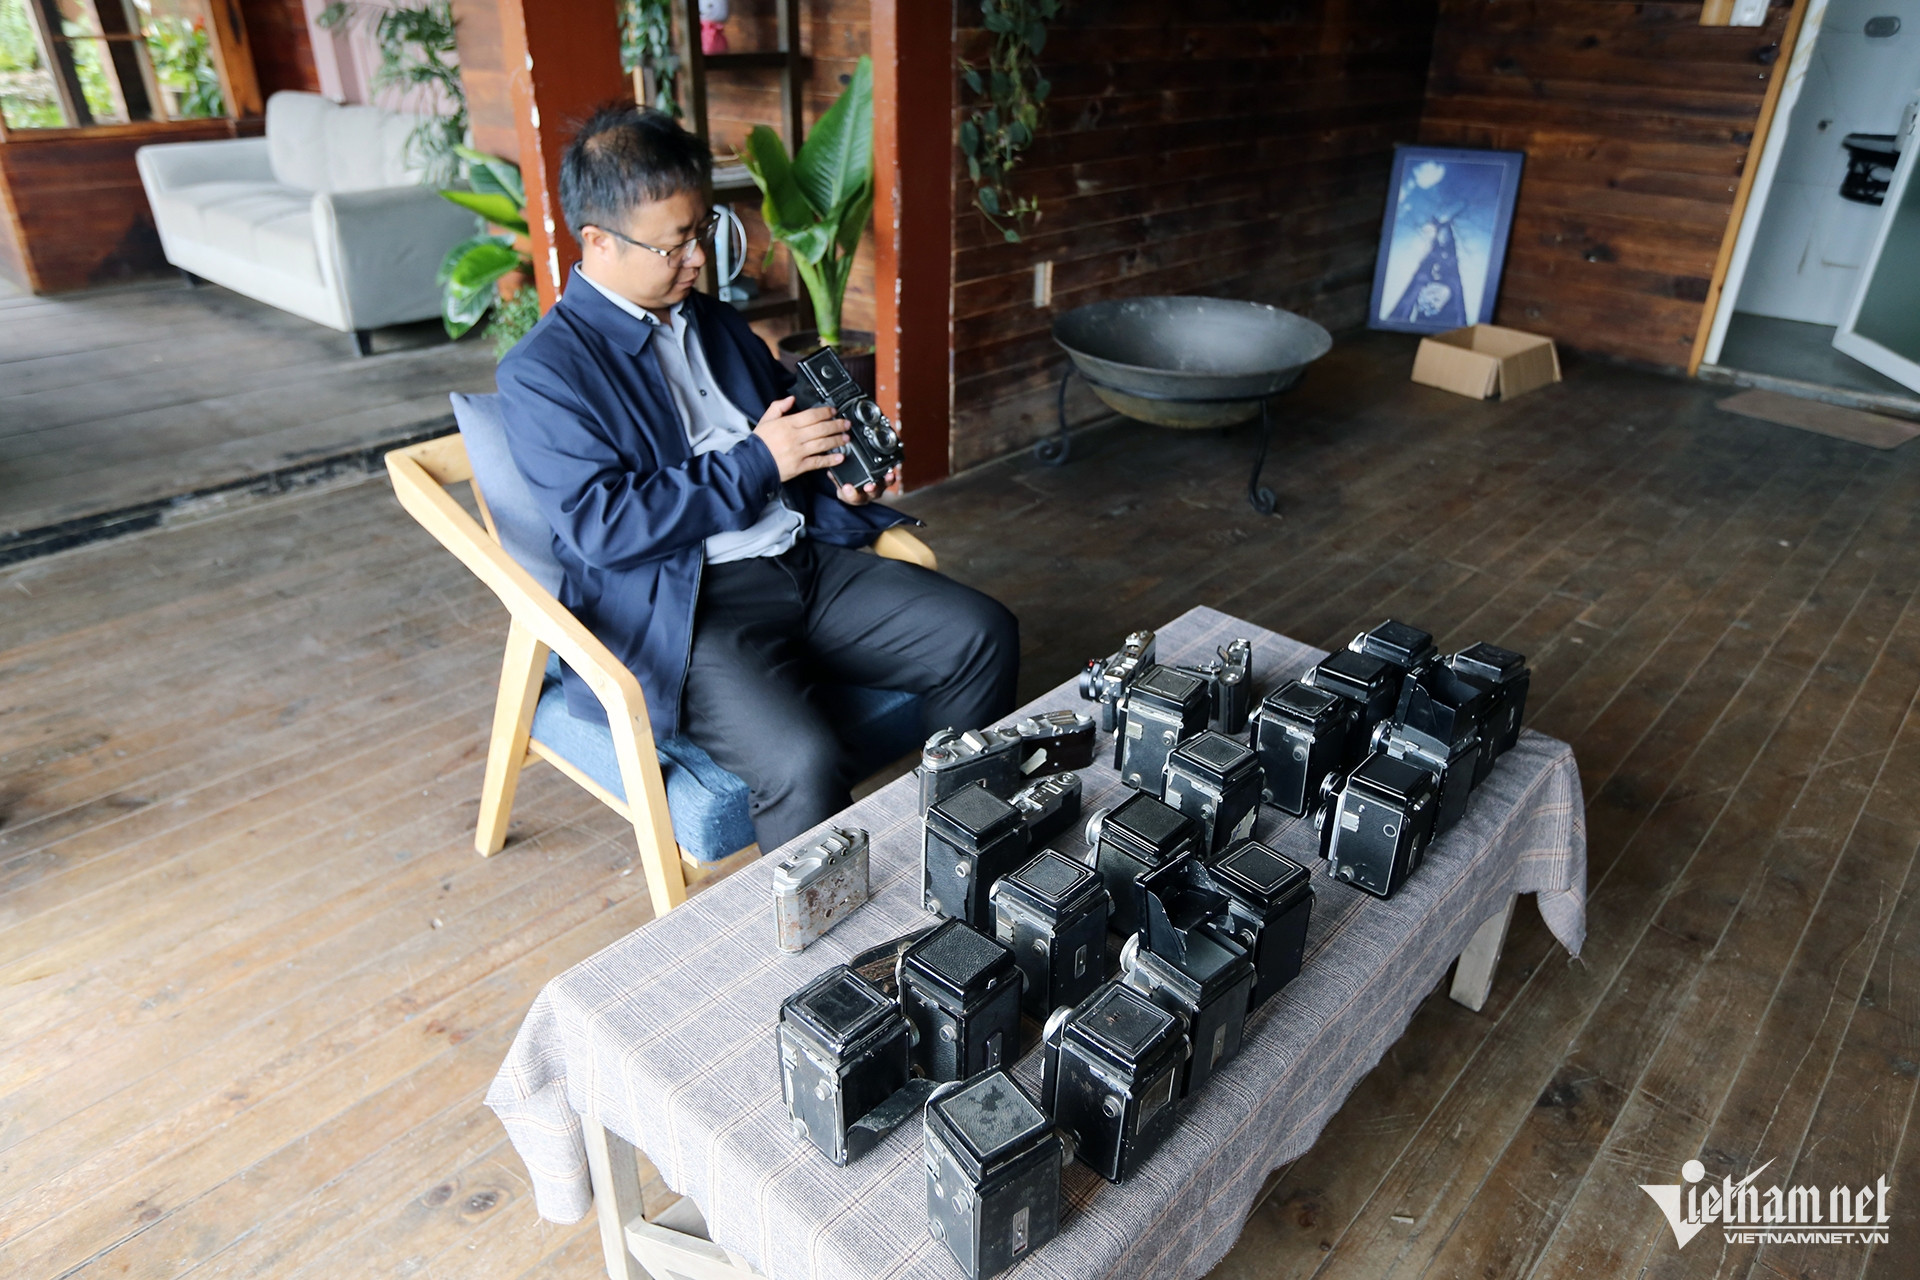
[740,55,875,386]
[437,145,540,359]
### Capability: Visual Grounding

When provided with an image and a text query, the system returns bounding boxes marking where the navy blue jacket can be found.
[496,268,912,737]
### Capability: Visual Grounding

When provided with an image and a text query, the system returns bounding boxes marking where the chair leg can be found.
[608,710,689,918]
[583,1112,646,1280]
[353,328,374,357]
[476,620,548,856]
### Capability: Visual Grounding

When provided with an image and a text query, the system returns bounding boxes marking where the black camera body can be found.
[1175,638,1254,735]
[1120,927,1254,1098]
[900,919,1024,1082]
[1161,729,1264,854]
[1041,981,1187,1183]
[1011,708,1098,773]
[1323,751,1439,899]
[1080,629,1157,732]
[1303,648,1400,736]
[1251,679,1364,816]
[1085,791,1203,937]
[1350,618,1438,679]
[1208,839,1315,1012]
[1450,642,1530,763]
[989,849,1111,1019]
[1384,662,1492,830]
[1115,664,1211,794]
[924,783,1030,928]
[778,965,914,1166]
[1007,771,1083,848]
[924,1071,1065,1280]
[789,346,904,491]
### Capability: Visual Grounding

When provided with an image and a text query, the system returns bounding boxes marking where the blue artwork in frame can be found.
[1368,145,1525,334]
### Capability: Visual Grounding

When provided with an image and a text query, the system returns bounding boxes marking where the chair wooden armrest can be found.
[386,436,688,916]
[875,526,936,570]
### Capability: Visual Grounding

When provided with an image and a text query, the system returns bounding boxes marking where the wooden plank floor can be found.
[2,332,1916,1279]
[0,279,497,540]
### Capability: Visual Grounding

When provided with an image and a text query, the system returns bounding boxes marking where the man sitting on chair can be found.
[496,104,1019,853]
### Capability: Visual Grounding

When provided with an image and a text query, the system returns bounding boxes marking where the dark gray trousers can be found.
[679,539,1020,853]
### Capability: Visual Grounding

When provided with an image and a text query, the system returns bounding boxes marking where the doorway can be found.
[1701,0,1920,415]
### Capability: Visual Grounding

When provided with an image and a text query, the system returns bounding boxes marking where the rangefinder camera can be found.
[772,826,871,953]
[1081,629,1157,731]
[790,346,904,491]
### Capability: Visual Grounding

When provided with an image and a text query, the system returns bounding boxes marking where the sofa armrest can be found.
[314,184,481,331]
[135,137,273,193]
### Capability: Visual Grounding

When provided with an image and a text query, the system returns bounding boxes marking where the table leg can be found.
[1449,894,1516,1013]
[583,1111,647,1280]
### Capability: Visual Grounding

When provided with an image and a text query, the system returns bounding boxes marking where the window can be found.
[0,0,230,131]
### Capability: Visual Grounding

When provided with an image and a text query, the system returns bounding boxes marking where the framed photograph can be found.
[1369,145,1526,334]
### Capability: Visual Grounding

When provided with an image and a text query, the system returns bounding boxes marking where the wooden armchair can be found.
[385,397,935,919]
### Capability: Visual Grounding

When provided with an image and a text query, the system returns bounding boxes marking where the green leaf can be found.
[1008,119,1031,148]
[962,66,982,95]
[1034,77,1050,102]
[740,125,817,234]
[983,108,999,135]
[454,144,525,207]
[1026,22,1046,54]
[967,156,981,182]
[836,178,874,257]
[791,55,872,226]
[1003,227,1021,243]
[440,189,529,235]
[446,240,523,293]
[983,8,1011,33]
[990,70,1011,100]
[959,119,980,157]
[438,233,513,287]
[979,185,1001,216]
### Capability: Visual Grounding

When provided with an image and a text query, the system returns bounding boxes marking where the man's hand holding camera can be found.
[754,395,896,506]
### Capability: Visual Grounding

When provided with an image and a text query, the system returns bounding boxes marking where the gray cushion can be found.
[451,392,566,597]
[266,90,424,193]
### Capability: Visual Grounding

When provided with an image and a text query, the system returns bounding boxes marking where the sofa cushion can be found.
[266,90,424,194]
[197,187,323,284]
[147,180,290,243]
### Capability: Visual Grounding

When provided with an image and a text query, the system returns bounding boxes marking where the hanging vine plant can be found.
[621,0,682,117]
[959,0,1059,243]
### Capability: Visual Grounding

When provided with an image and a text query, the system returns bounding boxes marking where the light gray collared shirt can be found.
[577,272,803,564]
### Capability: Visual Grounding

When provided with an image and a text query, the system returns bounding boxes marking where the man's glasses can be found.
[591,211,722,264]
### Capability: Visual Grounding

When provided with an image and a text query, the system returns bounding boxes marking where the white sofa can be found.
[137,91,476,353]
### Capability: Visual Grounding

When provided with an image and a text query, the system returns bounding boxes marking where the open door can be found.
[1833,96,1920,391]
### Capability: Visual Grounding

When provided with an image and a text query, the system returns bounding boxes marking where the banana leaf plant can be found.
[437,145,539,356]
[739,55,874,349]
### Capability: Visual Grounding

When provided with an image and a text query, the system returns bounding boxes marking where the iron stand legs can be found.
[1034,366,1075,465]
[1248,400,1277,516]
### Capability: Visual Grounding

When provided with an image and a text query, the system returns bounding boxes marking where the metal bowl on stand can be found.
[1043,296,1333,512]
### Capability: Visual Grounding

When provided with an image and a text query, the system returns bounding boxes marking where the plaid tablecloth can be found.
[487,606,1587,1279]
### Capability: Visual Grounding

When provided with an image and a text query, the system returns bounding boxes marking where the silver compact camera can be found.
[773,826,871,953]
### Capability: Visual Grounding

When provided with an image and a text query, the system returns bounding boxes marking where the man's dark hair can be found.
[559,103,712,238]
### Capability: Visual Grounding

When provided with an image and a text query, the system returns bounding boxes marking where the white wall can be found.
[1736,0,1920,325]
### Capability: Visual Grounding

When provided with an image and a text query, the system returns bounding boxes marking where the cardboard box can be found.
[1411,325,1562,401]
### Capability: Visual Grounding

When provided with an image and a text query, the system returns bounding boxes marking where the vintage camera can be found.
[1449,642,1530,761]
[1303,648,1400,735]
[1008,771,1083,848]
[900,919,1024,1082]
[772,826,870,954]
[1080,629,1157,732]
[924,783,1030,929]
[924,1071,1066,1280]
[1120,928,1254,1098]
[1207,839,1314,1012]
[1011,708,1098,773]
[917,726,1024,814]
[1384,662,1492,829]
[990,849,1111,1018]
[1176,638,1254,735]
[1162,729,1264,854]
[1250,680,1364,816]
[1085,791,1203,937]
[1323,751,1439,899]
[1115,664,1211,793]
[1041,980,1187,1182]
[779,965,913,1166]
[1349,618,1438,678]
[789,346,904,491]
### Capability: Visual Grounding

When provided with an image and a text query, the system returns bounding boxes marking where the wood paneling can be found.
[947,1,1439,473]
[239,0,323,98]
[451,0,518,163]
[1420,0,1792,370]
[0,119,255,294]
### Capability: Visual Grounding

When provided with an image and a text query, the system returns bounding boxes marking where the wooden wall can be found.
[0,120,255,294]
[239,0,323,99]
[948,1,1440,472]
[1419,0,1792,370]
